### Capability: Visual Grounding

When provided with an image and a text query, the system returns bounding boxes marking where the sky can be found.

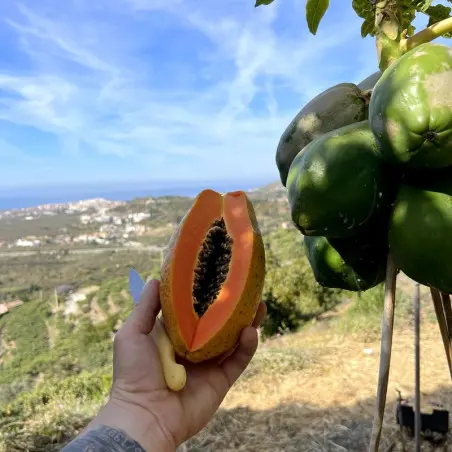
[0,0,433,189]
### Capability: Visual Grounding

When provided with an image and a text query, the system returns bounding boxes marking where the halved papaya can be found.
[159,189,266,363]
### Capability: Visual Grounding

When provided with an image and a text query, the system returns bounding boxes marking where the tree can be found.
[253,2,452,450]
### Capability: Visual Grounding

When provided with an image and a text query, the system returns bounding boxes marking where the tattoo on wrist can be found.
[62,424,147,452]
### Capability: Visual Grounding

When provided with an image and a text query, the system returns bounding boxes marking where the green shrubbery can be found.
[260,230,344,339]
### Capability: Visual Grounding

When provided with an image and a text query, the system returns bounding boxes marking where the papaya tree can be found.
[255,1,452,451]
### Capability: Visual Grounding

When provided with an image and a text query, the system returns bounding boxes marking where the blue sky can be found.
[0,0,432,189]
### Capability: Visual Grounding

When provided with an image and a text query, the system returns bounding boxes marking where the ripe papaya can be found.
[276,83,369,186]
[369,42,452,169]
[388,175,452,294]
[357,71,382,91]
[287,120,393,238]
[159,189,266,363]
[304,233,387,291]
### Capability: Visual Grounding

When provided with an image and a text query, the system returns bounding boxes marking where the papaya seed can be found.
[192,218,233,317]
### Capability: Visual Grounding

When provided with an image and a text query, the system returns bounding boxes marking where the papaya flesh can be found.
[276,82,369,186]
[287,120,394,238]
[369,42,452,169]
[304,233,387,291]
[159,189,266,363]
[388,176,452,294]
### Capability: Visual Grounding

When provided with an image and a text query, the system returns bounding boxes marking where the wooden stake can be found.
[369,254,398,452]
[440,292,452,328]
[413,283,421,452]
[430,288,452,380]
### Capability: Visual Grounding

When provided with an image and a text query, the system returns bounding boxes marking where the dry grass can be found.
[182,307,451,452]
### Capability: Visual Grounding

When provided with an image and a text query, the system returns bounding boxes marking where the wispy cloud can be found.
[0,0,379,186]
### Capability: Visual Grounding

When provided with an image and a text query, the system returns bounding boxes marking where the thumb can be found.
[122,279,161,336]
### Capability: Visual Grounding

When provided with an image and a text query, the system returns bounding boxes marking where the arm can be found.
[61,400,175,452]
[61,424,146,452]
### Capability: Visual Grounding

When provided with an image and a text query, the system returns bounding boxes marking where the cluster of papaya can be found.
[277,42,452,294]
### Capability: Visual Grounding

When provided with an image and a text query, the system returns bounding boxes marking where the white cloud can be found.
[0,0,379,183]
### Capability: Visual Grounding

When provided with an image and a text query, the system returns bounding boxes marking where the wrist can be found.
[83,398,176,452]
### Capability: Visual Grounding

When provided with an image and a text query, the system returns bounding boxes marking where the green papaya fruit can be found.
[357,71,382,91]
[389,175,452,293]
[369,42,452,169]
[276,83,369,186]
[287,120,393,238]
[304,233,387,291]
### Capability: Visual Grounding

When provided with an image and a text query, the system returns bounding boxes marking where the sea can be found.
[0,179,272,211]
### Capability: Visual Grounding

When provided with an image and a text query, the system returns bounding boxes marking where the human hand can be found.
[83,278,266,451]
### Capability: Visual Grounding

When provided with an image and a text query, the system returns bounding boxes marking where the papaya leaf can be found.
[353,0,376,38]
[424,4,452,37]
[306,0,330,35]
[413,0,432,13]
[396,0,417,36]
[361,16,375,37]
[352,0,375,20]
[255,0,275,6]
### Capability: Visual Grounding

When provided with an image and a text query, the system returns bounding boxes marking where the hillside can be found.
[0,185,450,451]
[0,276,450,451]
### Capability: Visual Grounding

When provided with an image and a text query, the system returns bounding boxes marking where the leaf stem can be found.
[401,17,452,53]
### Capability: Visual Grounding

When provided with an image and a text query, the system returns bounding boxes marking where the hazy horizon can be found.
[0,177,277,210]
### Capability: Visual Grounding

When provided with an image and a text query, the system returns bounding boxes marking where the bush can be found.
[260,234,343,339]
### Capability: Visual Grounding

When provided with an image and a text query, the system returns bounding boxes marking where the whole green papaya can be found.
[276,83,369,186]
[304,233,387,291]
[389,175,452,293]
[369,42,452,169]
[287,120,393,238]
[357,71,382,91]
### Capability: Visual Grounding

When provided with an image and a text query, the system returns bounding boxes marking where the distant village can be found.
[0,183,291,251]
[0,197,161,249]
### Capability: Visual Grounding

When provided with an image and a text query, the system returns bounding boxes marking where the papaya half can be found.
[388,174,452,294]
[276,82,370,186]
[159,189,266,363]
[304,232,387,291]
[369,42,452,169]
[287,120,394,239]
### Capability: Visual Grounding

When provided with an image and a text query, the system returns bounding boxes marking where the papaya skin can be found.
[276,82,369,187]
[287,120,394,239]
[389,177,452,294]
[369,42,452,169]
[159,190,266,364]
[357,71,382,92]
[304,232,387,292]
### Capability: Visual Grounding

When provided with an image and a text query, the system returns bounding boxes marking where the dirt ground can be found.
[182,279,451,452]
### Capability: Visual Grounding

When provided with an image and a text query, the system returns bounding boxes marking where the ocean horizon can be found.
[0,179,273,211]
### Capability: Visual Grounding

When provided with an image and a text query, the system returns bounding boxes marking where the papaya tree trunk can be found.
[374,0,403,71]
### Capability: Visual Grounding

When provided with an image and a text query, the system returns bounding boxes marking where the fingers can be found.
[221,325,258,387]
[252,302,267,328]
[216,302,266,365]
[122,279,161,336]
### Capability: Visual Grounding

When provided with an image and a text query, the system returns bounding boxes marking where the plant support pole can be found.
[413,283,421,452]
[430,288,452,380]
[369,254,397,452]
